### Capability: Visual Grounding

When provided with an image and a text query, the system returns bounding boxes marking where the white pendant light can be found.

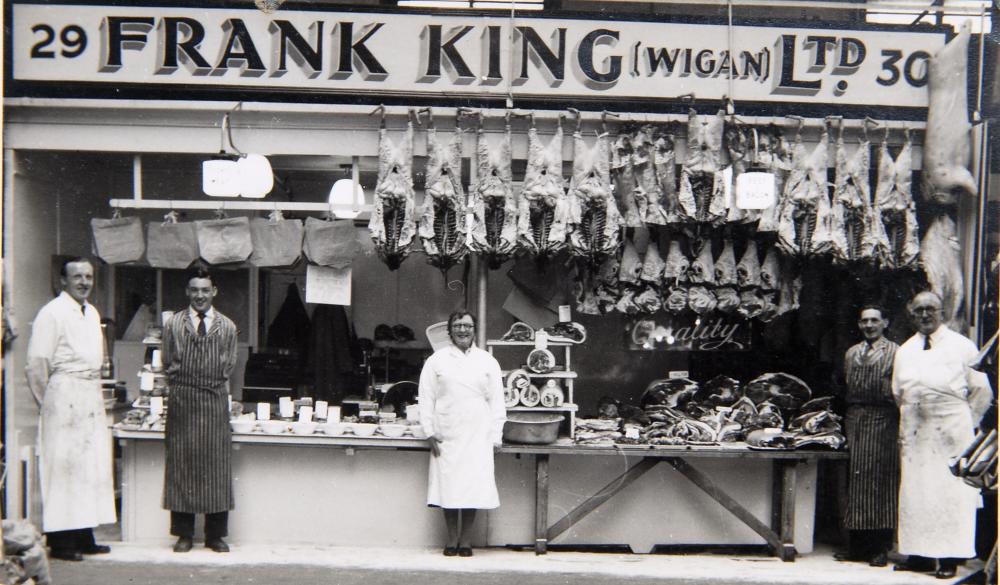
[203,158,240,197]
[327,178,365,219]
[237,154,274,199]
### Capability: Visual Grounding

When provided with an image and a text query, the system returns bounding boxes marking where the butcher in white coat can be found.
[892,291,992,579]
[419,311,506,557]
[26,257,116,561]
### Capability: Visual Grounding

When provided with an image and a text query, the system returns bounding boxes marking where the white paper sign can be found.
[315,401,329,419]
[279,396,294,418]
[257,402,271,421]
[298,406,314,423]
[149,396,164,419]
[735,172,777,210]
[305,265,352,305]
[668,370,690,379]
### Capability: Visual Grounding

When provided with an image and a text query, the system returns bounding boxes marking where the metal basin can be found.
[503,412,565,445]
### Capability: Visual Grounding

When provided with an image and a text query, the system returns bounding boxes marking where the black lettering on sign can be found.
[695,49,715,76]
[420,24,474,84]
[270,20,323,78]
[215,19,266,76]
[577,28,621,85]
[838,38,866,69]
[771,34,821,96]
[60,25,87,58]
[805,35,836,70]
[877,49,902,86]
[645,46,681,76]
[904,50,930,87]
[30,24,56,58]
[481,25,503,85]
[100,16,154,72]
[332,22,387,81]
[158,17,210,74]
[515,26,565,85]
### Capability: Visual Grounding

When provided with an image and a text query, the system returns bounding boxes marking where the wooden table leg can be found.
[774,460,798,562]
[535,453,549,555]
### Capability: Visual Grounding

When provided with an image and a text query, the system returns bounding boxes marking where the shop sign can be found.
[9,3,947,108]
[627,315,751,352]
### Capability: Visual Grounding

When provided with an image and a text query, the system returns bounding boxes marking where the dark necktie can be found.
[923,335,931,351]
[197,311,207,336]
[80,304,86,316]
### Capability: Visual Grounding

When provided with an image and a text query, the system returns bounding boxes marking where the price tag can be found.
[735,172,776,210]
[625,427,640,440]
[668,370,690,379]
[298,406,314,423]
[139,371,155,392]
[149,396,164,419]
[315,401,329,419]
[534,330,548,350]
[278,396,294,418]
[257,402,271,421]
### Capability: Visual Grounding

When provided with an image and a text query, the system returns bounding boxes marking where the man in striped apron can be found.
[26,257,116,561]
[162,267,238,553]
[836,305,899,567]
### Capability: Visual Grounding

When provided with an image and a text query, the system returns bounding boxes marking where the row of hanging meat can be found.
[368,106,922,275]
[572,230,801,320]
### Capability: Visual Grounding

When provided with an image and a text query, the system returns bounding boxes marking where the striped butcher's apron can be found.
[843,339,899,530]
[163,318,233,514]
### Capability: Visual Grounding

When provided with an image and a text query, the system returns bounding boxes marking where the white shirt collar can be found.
[58,290,89,314]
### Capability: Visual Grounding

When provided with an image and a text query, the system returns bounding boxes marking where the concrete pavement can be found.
[48,542,983,585]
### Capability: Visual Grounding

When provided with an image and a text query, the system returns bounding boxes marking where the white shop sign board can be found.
[10,3,947,107]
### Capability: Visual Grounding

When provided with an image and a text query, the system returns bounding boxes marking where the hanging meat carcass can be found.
[756,125,794,233]
[714,239,740,314]
[417,109,468,273]
[687,241,717,315]
[637,235,665,313]
[369,107,418,270]
[920,214,965,329]
[875,128,920,269]
[468,111,518,269]
[566,112,623,267]
[736,240,765,319]
[679,106,727,224]
[756,246,783,322]
[612,130,645,228]
[829,123,889,265]
[724,119,755,224]
[663,237,690,315]
[922,20,977,206]
[653,125,684,224]
[777,120,831,256]
[635,125,670,226]
[517,114,570,260]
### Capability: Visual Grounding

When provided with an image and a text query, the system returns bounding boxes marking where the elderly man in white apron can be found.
[892,291,993,579]
[419,311,506,557]
[26,257,116,561]
[162,267,239,553]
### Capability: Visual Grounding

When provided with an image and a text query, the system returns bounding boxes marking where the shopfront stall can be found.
[3,0,995,561]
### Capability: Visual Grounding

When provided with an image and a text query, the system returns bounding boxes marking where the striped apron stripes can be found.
[843,339,900,530]
[162,311,237,514]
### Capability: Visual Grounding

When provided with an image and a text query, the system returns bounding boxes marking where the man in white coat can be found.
[892,291,992,579]
[418,311,506,557]
[26,257,116,561]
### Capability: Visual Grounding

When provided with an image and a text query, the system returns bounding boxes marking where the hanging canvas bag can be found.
[303,216,361,268]
[146,212,200,269]
[91,214,145,264]
[249,211,303,267]
[195,213,253,264]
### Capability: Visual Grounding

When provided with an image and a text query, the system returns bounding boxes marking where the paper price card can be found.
[735,172,776,210]
[257,402,271,421]
[305,265,351,306]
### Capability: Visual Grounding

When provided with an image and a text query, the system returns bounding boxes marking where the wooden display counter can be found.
[113,429,844,558]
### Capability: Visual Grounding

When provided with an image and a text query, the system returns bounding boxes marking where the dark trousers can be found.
[46,527,97,551]
[848,528,894,557]
[170,511,228,540]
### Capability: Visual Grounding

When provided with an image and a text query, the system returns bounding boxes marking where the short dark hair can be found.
[60,256,93,277]
[858,304,886,319]
[447,310,477,335]
[185,265,215,287]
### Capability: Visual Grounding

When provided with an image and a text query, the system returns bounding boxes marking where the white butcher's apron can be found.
[38,371,117,532]
[421,347,502,509]
[896,367,981,558]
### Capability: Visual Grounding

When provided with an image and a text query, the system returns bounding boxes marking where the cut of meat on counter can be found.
[744,372,812,414]
[417,108,468,273]
[517,114,569,261]
[468,112,518,269]
[875,128,920,269]
[922,20,977,206]
[368,107,418,270]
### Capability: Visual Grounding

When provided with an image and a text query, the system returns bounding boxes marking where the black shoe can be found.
[868,552,888,567]
[443,546,458,557]
[172,537,193,553]
[206,538,229,553]
[834,551,864,562]
[894,557,936,572]
[50,548,84,561]
[935,562,958,579]
[458,547,473,557]
[80,544,111,555]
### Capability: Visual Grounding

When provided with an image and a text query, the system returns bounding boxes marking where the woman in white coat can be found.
[418,311,506,557]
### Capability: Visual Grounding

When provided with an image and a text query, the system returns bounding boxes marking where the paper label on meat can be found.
[736,172,777,210]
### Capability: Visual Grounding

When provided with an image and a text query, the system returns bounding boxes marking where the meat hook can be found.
[407,107,421,127]
[567,107,582,132]
[862,116,880,142]
[786,115,804,139]
[601,110,619,134]
[418,107,434,129]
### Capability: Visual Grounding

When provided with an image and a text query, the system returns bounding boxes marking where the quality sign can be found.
[9,3,947,107]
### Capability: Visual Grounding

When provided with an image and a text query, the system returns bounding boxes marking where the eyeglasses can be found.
[910,307,941,316]
[452,323,475,330]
